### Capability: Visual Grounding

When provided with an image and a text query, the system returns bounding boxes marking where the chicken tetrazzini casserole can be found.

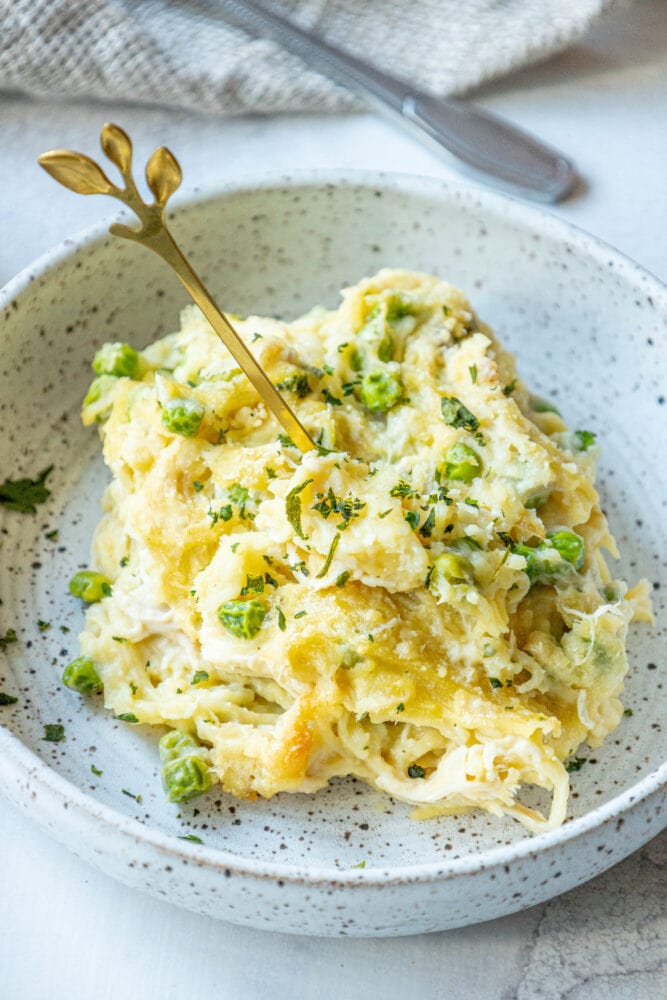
[63,269,651,833]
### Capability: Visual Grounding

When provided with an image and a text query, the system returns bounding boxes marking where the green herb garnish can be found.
[311,488,366,527]
[228,483,250,513]
[286,478,314,540]
[440,396,479,432]
[43,723,65,742]
[316,533,340,579]
[404,510,419,530]
[418,509,436,538]
[276,372,310,398]
[0,628,18,651]
[240,574,265,596]
[322,388,342,406]
[0,465,53,514]
[574,429,596,452]
[390,480,419,499]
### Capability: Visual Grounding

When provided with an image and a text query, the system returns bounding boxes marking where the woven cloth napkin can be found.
[1,0,608,116]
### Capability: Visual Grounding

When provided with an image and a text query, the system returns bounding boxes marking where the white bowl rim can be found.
[0,168,665,887]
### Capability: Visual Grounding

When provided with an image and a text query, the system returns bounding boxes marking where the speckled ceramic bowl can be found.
[0,173,665,936]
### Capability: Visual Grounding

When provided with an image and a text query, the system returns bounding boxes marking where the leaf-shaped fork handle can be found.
[38,123,316,454]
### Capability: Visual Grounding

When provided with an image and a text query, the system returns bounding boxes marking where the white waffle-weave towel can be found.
[0,0,609,115]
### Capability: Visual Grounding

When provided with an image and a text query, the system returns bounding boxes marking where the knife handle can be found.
[401,94,576,203]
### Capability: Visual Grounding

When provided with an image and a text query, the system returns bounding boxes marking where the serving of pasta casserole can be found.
[65,269,650,833]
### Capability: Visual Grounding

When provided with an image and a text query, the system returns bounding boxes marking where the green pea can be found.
[440,442,482,483]
[162,755,212,803]
[512,542,545,584]
[525,489,549,510]
[349,348,364,372]
[430,552,472,591]
[514,530,585,585]
[159,729,200,764]
[62,656,103,695]
[340,648,363,669]
[453,536,482,552]
[358,371,403,412]
[161,398,205,437]
[377,335,394,362]
[385,295,415,323]
[92,342,139,379]
[69,570,112,602]
[529,395,561,416]
[217,599,266,639]
[548,529,585,571]
[83,374,116,407]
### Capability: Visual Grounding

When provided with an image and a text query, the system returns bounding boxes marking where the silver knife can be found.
[211,0,577,203]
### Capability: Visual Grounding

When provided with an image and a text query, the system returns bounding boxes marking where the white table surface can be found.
[1,2,666,998]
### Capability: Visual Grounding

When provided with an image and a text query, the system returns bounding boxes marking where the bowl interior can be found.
[1,176,665,872]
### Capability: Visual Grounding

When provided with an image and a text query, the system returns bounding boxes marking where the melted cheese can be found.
[77,269,648,832]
